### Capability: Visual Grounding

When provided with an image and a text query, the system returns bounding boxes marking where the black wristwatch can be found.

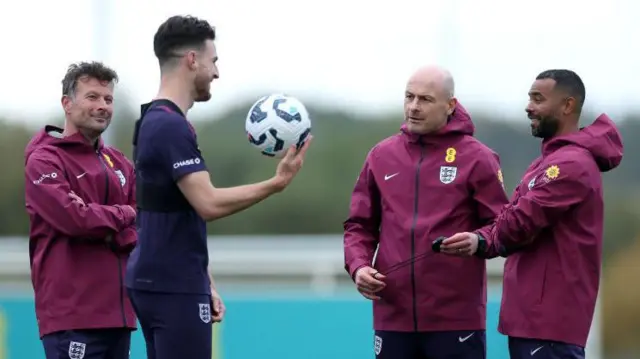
[474,233,487,258]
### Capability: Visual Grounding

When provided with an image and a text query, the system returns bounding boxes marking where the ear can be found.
[446,97,458,116]
[186,50,198,71]
[563,97,577,115]
[61,95,72,114]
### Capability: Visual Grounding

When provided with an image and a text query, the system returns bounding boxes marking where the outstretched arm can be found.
[484,159,590,253]
[442,159,591,256]
[156,114,313,221]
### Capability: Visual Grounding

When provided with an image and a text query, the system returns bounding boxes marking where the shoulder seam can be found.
[27,145,60,161]
[368,134,402,159]
[463,136,495,151]
[26,147,67,180]
[147,106,184,118]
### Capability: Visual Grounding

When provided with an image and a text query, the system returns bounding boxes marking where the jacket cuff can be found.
[347,260,370,281]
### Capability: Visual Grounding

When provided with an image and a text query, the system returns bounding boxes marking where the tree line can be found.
[0,100,638,357]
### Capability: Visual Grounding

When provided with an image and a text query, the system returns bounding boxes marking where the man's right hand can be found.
[69,191,86,206]
[117,205,137,227]
[272,136,313,191]
[440,232,479,256]
[355,266,386,300]
[121,205,136,218]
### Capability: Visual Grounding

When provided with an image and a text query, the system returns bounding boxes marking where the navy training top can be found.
[125,99,210,295]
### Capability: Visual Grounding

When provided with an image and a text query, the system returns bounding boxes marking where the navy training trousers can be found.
[127,288,214,359]
[374,330,486,359]
[42,328,131,359]
[508,337,585,359]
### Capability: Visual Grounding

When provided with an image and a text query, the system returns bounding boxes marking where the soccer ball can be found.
[245,94,312,158]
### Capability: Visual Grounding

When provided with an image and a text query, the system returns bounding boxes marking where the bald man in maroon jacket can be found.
[344,65,509,359]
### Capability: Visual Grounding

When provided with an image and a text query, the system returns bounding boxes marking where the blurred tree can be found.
[1,101,637,246]
[602,236,640,357]
[1,101,636,359]
[0,119,35,237]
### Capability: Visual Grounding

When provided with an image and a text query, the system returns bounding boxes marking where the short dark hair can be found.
[153,15,216,67]
[62,61,119,97]
[536,69,586,113]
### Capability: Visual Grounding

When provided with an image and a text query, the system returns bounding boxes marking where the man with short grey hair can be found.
[25,61,137,359]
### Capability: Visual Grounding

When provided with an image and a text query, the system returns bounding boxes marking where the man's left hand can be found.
[440,232,479,256]
[69,191,86,206]
[211,286,226,323]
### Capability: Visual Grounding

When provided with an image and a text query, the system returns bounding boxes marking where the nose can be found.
[525,102,535,115]
[408,98,419,113]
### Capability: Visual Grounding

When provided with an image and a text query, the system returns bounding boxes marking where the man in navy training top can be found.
[440,69,624,359]
[344,65,509,359]
[125,15,313,359]
[25,62,138,359]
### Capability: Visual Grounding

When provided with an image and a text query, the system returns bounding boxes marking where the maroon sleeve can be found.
[111,155,138,253]
[343,151,381,280]
[25,150,135,238]
[469,150,509,225]
[485,158,590,253]
[467,150,509,258]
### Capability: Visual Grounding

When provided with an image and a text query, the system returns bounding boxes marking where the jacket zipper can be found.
[410,141,425,332]
[97,150,128,328]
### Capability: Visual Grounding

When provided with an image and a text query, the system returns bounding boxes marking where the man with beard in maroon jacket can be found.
[441,69,624,359]
[24,62,137,359]
[344,65,509,359]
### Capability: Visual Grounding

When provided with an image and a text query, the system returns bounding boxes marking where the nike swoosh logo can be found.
[384,173,398,181]
[530,346,544,355]
[76,172,87,179]
[458,333,474,342]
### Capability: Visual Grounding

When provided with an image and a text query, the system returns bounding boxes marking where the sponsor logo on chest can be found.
[439,147,458,184]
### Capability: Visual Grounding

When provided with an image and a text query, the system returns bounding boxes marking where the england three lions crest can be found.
[439,166,457,184]
[68,341,86,359]
[199,303,212,323]
[374,335,382,355]
[114,170,126,187]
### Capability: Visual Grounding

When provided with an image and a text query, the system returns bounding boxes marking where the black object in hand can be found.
[380,237,450,276]
[431,236,446,252]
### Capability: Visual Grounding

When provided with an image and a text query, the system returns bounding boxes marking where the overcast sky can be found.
[0,0,638,123]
